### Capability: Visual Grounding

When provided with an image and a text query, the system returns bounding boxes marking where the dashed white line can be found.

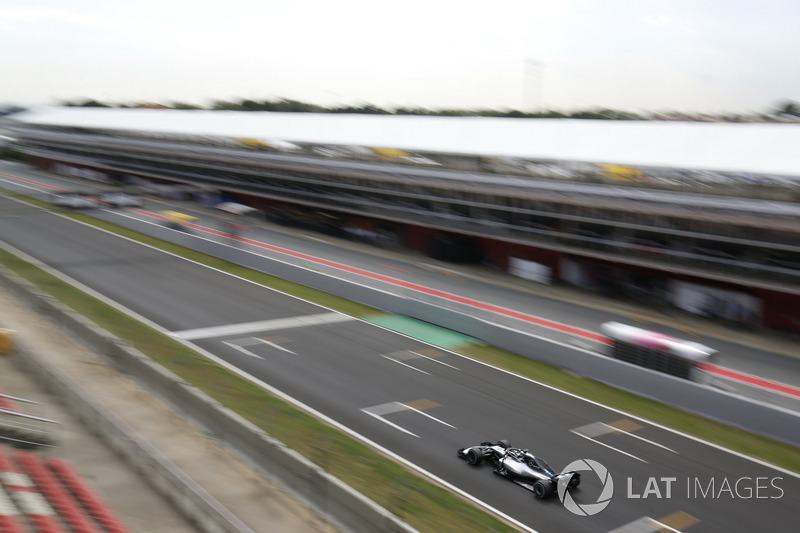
[401,402,457,429]
[601,422,677,454]
[361,409,419,438]
[223,342,263,359]
[571,431,648,463]
[255,337,296,354]
[381,354,430,375]
[411,350,460,370]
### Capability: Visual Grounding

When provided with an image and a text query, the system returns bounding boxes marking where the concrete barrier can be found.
[9,336,252,533]
[0,263,419,533]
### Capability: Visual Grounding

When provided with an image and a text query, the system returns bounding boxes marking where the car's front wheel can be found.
[466,449,483,466]
[533,480,554,499]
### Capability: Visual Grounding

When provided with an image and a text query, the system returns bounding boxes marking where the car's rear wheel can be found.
[533,480,554,499]
[466,449,483,466]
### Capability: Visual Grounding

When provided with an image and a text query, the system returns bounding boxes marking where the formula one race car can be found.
[457,440,580,499]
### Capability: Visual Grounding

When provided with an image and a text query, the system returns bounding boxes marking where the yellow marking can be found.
[403,399,439,411]
[414,349,446,359]
[259,335,292,344]
[657,511,699,531]
[608,419,643,432]
[160,210,198,223]
[674,327,700,338]
[372,147,411,159]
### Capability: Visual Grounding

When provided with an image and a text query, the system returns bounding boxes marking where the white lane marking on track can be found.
[362,401,456,434]
[171,312,353,340]
[400,402,457,429]
[411,350,460,370]
[647,517,684,533]
[223,342,263,359]
[381,354,430,374]
[300,234,328,243]
[419,262,464,276]
[571,430,648,463]
[601,423,677,454]
[361,409,419,437]
[608,516,682,533]
[225,338,295,356]
[255,337,296,354]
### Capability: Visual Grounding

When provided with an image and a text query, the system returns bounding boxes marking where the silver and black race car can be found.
[457,440,580,499]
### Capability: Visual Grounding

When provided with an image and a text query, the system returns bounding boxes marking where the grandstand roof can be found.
[9,106,800,177]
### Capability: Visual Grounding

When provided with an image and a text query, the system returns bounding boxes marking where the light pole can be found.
[524,58,544,113]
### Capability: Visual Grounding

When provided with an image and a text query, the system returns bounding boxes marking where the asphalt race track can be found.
[0,184,798,532]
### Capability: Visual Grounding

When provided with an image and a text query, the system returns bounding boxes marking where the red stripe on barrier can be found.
[700,363,800,399]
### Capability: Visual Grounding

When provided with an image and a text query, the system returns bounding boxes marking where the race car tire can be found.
[496,439,510,449]
[533,480,554,499]
[466,449,483,466]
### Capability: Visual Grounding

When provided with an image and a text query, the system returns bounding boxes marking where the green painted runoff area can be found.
[363,314,475,348]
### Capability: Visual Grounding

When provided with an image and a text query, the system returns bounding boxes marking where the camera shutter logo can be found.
[558,459,614,516]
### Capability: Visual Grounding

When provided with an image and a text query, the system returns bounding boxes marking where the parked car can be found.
[49,191,99,210]
[99,192,144,208]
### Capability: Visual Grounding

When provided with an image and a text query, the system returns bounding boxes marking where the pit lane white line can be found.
[571,431,648,463]
[402,402,457,429]
[608,516,683,533]
[381,354,430,375]
[223,339,296,357]
[361,401,456,436]
[171,312,353,340]
[575,421,677,455]
[223,341,263,359]
[600,422,677,454]
[411,350,460,370]
[255,337,296,354]
[361,410,419,438]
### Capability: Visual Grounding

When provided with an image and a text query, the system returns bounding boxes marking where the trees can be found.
[62,98,111,107]
[774,100,800,117]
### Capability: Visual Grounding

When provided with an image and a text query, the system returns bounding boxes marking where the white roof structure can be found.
[9,106,800,177]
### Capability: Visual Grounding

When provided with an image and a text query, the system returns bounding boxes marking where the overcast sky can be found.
[2,1,798,114]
